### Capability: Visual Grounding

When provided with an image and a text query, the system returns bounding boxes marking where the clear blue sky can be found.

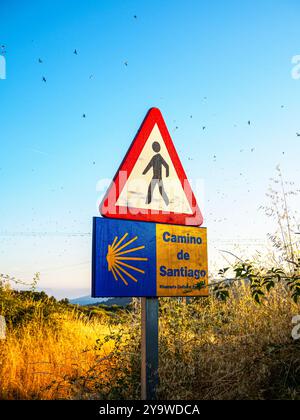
[1,0,300,297]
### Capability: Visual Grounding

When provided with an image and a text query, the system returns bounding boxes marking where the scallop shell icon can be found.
[106,233,148,286]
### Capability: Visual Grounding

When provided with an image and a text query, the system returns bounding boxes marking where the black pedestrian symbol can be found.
[142,142,169,205]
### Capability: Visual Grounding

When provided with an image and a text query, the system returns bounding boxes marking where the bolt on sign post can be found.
[92,108,207,399]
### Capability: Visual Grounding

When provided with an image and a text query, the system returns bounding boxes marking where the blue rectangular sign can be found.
[92,217,208,298]
[92,217,157,297]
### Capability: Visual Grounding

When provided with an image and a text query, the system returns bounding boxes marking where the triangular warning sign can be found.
[100,108,203,226]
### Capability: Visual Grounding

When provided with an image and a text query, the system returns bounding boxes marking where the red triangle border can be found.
[100,107,203,226]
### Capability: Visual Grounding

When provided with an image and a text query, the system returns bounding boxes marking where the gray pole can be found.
[141,297,159,400]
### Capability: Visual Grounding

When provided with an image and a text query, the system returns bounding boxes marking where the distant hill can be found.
[70,295,108,306]
[96,297,132,307]
[70,296,132,307]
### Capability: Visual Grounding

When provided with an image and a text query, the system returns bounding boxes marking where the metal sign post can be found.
[141,297,159,400]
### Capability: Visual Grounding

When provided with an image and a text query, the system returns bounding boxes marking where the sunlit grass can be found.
[0,311,118,399]
[0,283,300,400]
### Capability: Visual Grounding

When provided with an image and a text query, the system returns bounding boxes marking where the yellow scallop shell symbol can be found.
[106,233,148,286]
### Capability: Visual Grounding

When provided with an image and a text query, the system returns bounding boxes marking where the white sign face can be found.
[115,124,193,214]
[100,107,203,226]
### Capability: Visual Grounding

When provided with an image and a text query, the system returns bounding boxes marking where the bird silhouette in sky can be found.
[42,76,46,82]
[133,15,137,19]
[74,49,78,55]
[248,120,251,125]
[124,61,128,66]
[296,133,300,137]
[38,58,43,63]
[82,113,86,118]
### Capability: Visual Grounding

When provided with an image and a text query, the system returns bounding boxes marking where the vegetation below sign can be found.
[0,278,299,399]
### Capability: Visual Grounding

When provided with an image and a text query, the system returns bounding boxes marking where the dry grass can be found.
[158,284,300,399]
[0,311,117,399]
[0,283,300,400]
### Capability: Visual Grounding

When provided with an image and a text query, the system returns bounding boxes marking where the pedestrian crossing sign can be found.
[100,107,203,226]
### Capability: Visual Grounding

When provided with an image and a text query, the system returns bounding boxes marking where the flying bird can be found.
[296,133,300,137]
[133,15,137,19]
[202,126,206,130]
[73,49,78,55]
[38,58,43,63]
[82,113,86,118]
[248,120,251,125]
[42,76,46,82]
[124,61,128,66]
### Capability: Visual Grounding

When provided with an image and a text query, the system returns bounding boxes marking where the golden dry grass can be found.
[0,311,118,399]
[1,284,300,400]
